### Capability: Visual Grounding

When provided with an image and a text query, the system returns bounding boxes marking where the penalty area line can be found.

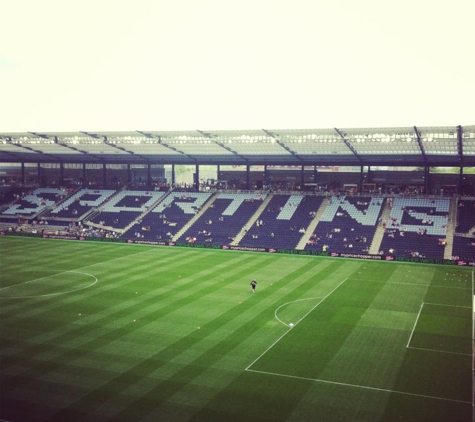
[407,346,471,357]
[407,302,424,348]
[245,368,471,404]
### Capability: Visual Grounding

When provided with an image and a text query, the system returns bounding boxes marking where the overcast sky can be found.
[1,0,474,132]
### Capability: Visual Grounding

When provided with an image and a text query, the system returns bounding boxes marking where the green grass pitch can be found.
[0,236,472,422]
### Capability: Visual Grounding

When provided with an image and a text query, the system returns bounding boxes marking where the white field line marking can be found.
[68,246,177,271]
[424,302,471,309]
[425,285,471,291]
[66,245,209,279]
[245,368,471,405]
[0,272,58,291]
[407,346,471,357]
[246,277,348,371]
[349,279,471,290]
[406,302,471,354]
[407,303,424,348]
[5,241,178,276]
[0,271,98,299]
[274,297,323,327]
[0,244,188,294]
[347,279,432,285]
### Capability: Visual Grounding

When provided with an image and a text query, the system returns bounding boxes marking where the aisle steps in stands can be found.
[172,193,219,241]
[295,197,329,250]
[369,200,391,255]
[443,198,457,259]
[230,194,274,246]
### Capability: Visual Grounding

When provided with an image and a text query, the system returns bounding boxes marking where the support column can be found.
[102,163,107,188]
[21,162,25,185]
[300,165,305,190]
[60,162,64,186]
[82,163,86,186]
[424,166,430,194]
[194,164,199,190]
[246,165,250,190]
[360,166,364,192]
[172,165,176,186]
[147,163,152,188]
[459,166,464,195]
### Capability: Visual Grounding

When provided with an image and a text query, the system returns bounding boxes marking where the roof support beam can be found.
[196,130,212,138]
[413,126,428,165]
[334,128,362,163]
[262,129,275,138]
[262,128,299,160]
[457,125,464,193]
[457,125,464,166]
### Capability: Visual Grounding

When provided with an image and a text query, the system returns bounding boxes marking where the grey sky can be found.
[1,0,474,132]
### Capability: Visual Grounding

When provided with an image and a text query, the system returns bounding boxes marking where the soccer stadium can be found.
[2,0,475,420]
[0,126,474,422]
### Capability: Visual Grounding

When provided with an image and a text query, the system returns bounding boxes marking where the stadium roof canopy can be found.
[0,125,474,167]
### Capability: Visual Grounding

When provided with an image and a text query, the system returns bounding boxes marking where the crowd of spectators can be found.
[0,183,473,264]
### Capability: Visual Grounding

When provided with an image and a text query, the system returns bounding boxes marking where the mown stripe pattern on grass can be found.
[0,237,472,422]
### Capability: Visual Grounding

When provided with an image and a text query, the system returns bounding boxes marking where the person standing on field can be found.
[251,279,257,293]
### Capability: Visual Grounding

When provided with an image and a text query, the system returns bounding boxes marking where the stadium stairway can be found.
[295,196,330,250]
[230,194,274,246]
[172,193,219,242]
[368,199,391,255]
[443,197,457,259]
